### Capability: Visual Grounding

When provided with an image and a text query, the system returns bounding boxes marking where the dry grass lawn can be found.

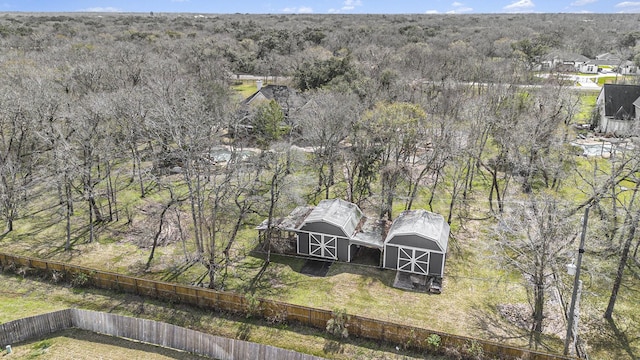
[7,329,207,360]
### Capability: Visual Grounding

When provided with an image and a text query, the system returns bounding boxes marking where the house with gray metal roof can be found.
[382,210,450,278]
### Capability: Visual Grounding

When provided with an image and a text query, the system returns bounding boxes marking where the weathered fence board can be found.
[0,309,74,345]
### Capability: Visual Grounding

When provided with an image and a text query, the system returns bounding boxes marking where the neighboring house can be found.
[234,82,306,136]
[618,60,639,75]
[382,210,449,278]
[578,53,629,74]
[578,60,616,74]
[540,51,589,72]
[596,83,640,135]
[240,82,306,117]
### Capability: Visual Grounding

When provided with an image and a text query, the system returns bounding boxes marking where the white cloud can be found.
[344,0,363,7]
[615,1,640,12]
[330,0,363,13]
[282,6,313,13]
[425,9,439,14]
[503,0,535,11]
[570,0,596,5]
[79,7,122,12]
[615,1,640,7]
[447,2,472,13]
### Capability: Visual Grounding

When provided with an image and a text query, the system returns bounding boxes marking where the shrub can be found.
[427,333,441,349]
[463,340,485,360]
[326,308,349,339]
[50,270,65,283]
[244,293,262,318]
[71,272,90,287]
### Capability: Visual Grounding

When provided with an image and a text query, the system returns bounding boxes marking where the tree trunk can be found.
[604,213,637,319]
[532,277,545,346]
[146,200,173,269]
[65,179,72,251]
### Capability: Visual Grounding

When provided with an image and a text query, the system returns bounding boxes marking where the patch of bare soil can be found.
[497,301,566,338]
[125,201,190,249]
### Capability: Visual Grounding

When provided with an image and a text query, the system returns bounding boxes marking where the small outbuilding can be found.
[296,199,364,262]
[383,210,450,278]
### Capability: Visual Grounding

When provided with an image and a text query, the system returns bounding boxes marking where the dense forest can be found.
[2,12,640,359]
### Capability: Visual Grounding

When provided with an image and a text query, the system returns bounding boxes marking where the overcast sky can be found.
[1,0,638,14]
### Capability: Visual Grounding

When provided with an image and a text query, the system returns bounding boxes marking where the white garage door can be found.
[309,233,337,259]
[397,247,429,275]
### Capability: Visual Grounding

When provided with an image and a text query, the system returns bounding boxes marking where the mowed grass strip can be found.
[7,329,208,360]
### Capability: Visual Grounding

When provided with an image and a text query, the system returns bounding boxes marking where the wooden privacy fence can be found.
[0,252,574,360]
[0,308,326,360]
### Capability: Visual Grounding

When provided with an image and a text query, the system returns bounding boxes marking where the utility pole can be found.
[563,206,589,356]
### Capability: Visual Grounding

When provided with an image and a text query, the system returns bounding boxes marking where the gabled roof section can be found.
[385,210,449,252]
[596,52,621,61]
[542,51,589,63]
[584,59,622,67]
[601,84,640,119]
[301,199,363,238]
[242,84,299,106]
[351,217,385,249]
[256,205,313,231]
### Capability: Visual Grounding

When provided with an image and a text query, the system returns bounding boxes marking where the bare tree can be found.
[495,194,577,347]
[299,89,361,200]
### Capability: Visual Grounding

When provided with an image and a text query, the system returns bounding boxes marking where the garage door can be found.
[309,233,337,259]
[397,247,429,275]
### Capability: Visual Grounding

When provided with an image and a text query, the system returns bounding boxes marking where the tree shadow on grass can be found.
[242,259,296,298]
[469,304,561,353]
[604,316,638,360]
[237,321,253,341]
[323,339,344,354]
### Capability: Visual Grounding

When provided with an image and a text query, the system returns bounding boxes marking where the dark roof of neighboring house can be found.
[241,84,300,106]
[384,210,449,252]
[596,52,621,61]
[601,84,640,119]
[584,59,622,67]
[542,51,589,63]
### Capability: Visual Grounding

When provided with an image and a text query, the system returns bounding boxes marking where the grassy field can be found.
[5,329,208,360]
[0,272,439,360]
